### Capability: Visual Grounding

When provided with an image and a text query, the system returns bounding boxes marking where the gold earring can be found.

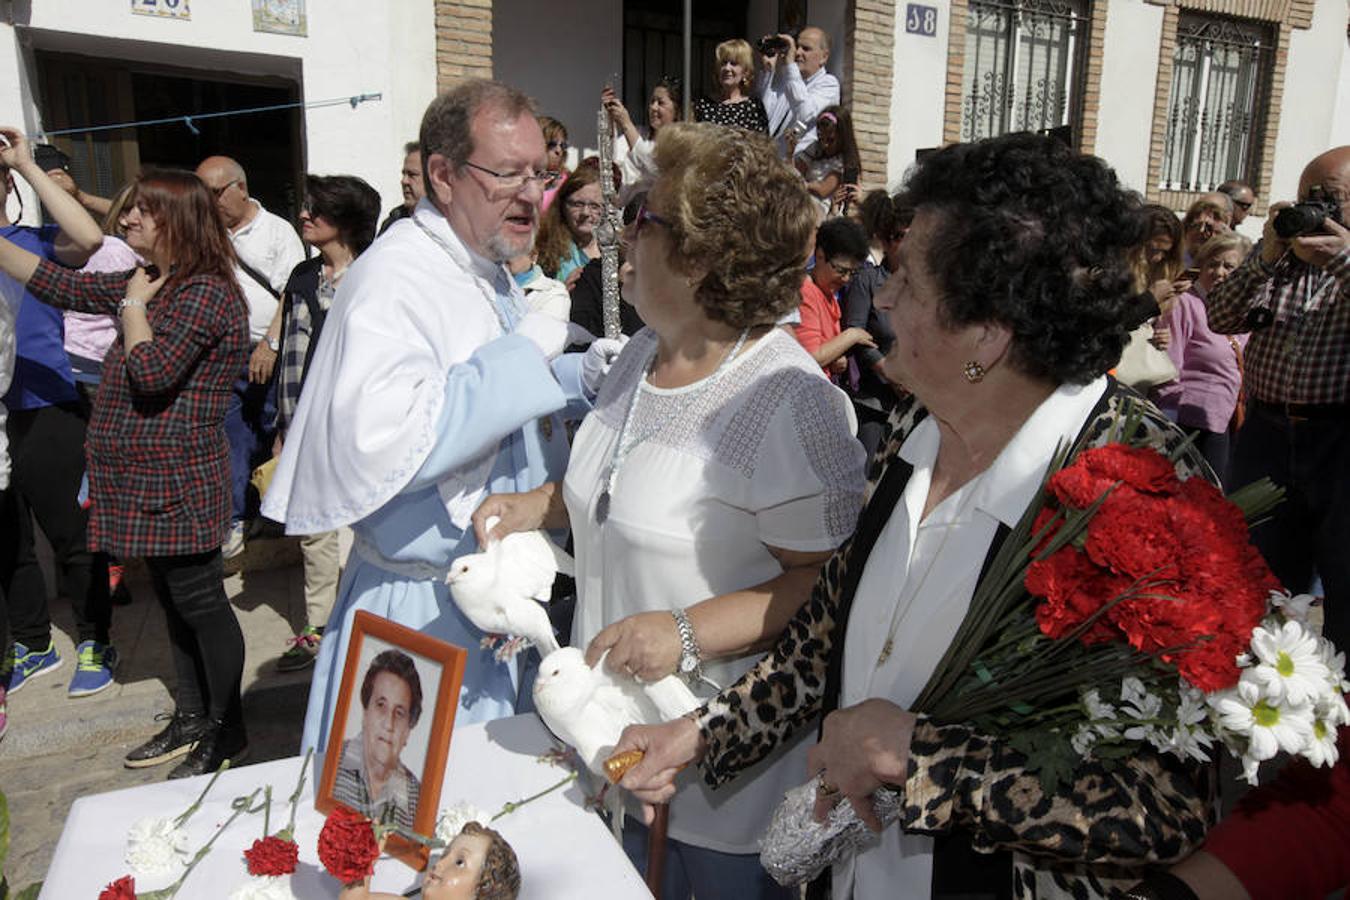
[963,361,986,384]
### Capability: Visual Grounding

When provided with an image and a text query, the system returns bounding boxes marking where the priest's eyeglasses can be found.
[462,160,553,193]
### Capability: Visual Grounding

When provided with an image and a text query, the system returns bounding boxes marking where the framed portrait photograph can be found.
[317,610,468,869]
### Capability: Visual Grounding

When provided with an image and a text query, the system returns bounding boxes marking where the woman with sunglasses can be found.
[538,116,570,212]
[474,123,865,899]
[0,134,251,778]
[270,174,381,672]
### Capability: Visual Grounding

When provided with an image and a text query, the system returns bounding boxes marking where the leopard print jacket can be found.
[691,380,1216,897]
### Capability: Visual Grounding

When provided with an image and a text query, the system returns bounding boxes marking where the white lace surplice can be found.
[564,327,867,853]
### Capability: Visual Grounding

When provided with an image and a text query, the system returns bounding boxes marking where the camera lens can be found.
[1273,203,1325,239]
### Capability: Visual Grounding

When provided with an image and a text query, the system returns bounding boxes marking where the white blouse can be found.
[834,377,1109,899]
[564,326,866,852]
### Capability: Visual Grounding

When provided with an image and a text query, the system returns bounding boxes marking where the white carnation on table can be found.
[436,801,492,844]
[228,875,298,900]
[125,815,190,876]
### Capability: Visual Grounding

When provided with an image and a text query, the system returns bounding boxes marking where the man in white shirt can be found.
[262,79,619,749]
[756,26,841,158]
[195,156,306,558]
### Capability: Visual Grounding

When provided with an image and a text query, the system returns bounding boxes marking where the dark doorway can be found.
[623,0,750,128]
[36,51,303,223]
[131,74,301,221]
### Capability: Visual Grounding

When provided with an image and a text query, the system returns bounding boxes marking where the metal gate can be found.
[1160,14,1272,192]
[960,0,1090,144]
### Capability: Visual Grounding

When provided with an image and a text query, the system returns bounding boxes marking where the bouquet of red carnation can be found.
[910,415,1347,792]
[318,806,380,885]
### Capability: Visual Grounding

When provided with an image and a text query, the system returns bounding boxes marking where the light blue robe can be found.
[300,335,585,752]
[263,203,591,754]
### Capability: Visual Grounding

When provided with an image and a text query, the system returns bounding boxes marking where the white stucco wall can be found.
[1093,0,1165,194]
[492,0,622,159]
[1268,0,1350,204]
[886,0,952,188]
[1,0,436,222]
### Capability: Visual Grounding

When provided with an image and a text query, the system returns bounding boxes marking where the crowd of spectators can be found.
[1,18,1348,900]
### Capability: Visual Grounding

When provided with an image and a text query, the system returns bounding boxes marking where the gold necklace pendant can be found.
[876,638,894,667]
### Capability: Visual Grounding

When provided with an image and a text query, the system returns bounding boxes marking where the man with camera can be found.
[1207,145,1350,653]
[755,26,840,159]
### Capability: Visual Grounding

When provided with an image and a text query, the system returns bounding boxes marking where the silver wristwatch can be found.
[264,335,280,352]
[670,608,703,683]
[117,297,146,314]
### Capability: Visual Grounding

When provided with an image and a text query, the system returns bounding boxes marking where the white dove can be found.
[532,646,700,775]
[445,518,573,660]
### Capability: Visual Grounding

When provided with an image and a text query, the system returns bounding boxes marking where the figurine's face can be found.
[422,833,491,900]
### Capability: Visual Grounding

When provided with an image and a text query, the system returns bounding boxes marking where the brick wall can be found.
[844,0,898,188]
[435,0,493,93]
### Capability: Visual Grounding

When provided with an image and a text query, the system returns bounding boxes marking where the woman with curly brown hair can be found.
[473,122,866,898]
[534,160,603,287]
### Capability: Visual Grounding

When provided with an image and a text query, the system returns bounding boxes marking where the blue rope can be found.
[35,92,382,139]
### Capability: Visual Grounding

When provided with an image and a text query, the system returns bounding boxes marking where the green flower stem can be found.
[172,760,231,829]
[146,788,264,900]
[283,747,315,839]
[262,785,272,839]
[490,771,578,822]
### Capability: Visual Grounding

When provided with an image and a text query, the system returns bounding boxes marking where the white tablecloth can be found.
[41,714,650,899]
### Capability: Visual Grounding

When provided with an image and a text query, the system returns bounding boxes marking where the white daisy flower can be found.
[228,876,298,900]
[1158,687,1213,762]
[1315,690,1350,729]
[1304,718,1341,769]
[1071,723,1099,757]
[1269,591,1317,624]
[1211,678,1315,761]
[125,815,189,877]
[1120,678,1163,742]
[1246,619,1330,706]
[1319,640,1349,695]
[436,801,492,844]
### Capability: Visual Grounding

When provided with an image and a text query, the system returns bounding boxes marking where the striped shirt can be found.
[1206,243,1350,405]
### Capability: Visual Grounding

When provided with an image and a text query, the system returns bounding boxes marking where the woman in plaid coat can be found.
[0,150,251,779]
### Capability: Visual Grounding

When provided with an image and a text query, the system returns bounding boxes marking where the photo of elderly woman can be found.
[332,646,435,829]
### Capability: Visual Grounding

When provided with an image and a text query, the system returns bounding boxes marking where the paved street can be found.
[0,534,341,895]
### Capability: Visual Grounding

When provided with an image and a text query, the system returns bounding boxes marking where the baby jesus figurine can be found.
[340,822,521,900]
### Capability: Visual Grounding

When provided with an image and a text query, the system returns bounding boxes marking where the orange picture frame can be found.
[316,610,468,869]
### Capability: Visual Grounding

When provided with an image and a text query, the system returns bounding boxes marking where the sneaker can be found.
[222,521,246,560]
[8,640,62,694]
[125,709,208,768]
[0,685,8,742]
[277,626,322,673]
[168,718,248,779]
[68,641,119,697]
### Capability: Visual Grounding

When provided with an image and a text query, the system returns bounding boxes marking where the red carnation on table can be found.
[98,875,136,900]
[318,806,380,885]
[245,833,300,876]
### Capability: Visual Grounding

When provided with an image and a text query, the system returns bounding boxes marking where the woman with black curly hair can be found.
[472,122,866,899]
[614,132,1213,900]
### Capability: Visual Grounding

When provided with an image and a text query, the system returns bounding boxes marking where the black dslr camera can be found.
[1273,185,1343,238]
[757,35,790,55]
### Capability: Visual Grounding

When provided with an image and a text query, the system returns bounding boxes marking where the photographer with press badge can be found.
[1206,146,1350,655]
